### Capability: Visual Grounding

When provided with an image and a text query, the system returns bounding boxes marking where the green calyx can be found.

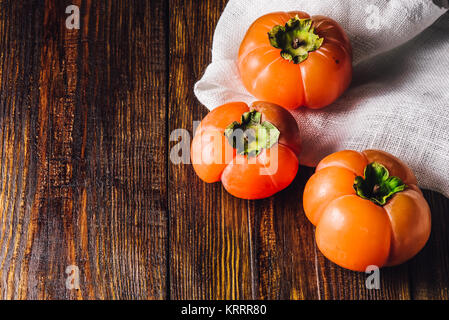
[224,110,280,157]
[353,162,407,206]
[268,16,323,64]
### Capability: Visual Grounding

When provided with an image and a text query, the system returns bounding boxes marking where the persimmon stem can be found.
[268,16,323,64]
[224,110,280,157]
[353,163,407,206]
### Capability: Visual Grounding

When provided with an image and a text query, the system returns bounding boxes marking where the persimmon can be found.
[238,11,352,110]
[191,101,301,199]
[303,150,431,272]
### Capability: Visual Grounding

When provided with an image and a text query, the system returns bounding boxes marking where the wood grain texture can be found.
[0,0,167,299]
[409,190,449,299]
[167,0,449,301]
[248,167,320,299]
[0,0,448,300]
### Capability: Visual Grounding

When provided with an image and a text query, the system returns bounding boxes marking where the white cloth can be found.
[194,0,449,196]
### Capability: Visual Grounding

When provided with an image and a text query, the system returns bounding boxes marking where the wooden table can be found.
[0,0,448,300]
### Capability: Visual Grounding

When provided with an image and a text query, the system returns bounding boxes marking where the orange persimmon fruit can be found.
[303,150,431,272]
[191,101,301,199]
[238,11,352,110]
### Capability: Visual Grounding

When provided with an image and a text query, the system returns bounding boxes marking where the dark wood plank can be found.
[0,0,167,299]
[168,0,319,300]
[316,248,411,299]
[409,190,449,299]
[168,0,254,299]
[248,167,319,299]
[0,0,47,300]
